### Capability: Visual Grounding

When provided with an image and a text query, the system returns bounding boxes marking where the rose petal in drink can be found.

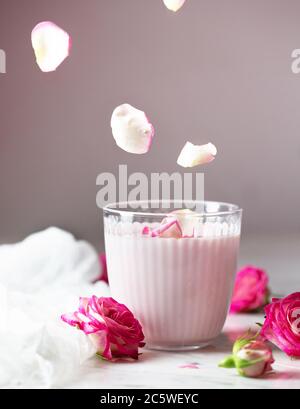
[151,217,182,238]
[170,209,196,237]
[142,226,151,236]
[177,142,217,168]
[163,0,186,12]
[111,104,154,154]
[31,21,71,72]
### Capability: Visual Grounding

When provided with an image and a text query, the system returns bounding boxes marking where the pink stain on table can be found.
[179,362,200,369]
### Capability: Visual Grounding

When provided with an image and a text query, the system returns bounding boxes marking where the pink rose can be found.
[219,336,274,378]
[230,266,269,313]
[260,292,300,357]
[61,296,145,360]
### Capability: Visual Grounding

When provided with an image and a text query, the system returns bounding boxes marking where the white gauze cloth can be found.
[0,227,110,388]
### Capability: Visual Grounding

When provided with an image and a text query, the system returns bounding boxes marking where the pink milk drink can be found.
[104,201,242,351]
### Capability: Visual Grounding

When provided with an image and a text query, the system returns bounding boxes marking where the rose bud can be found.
[61,296,145,361]
[219,336,274,378]
[111,103,154,154]
[260,292,300,358]
[177,141,217,168]
[230,266,270,313]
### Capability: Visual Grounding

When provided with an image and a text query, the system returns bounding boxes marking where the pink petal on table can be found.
[31,21,71,72]
[179,362,200,369]
[163,0,186,12]
[111,104,154,154]
[177,141,217,168]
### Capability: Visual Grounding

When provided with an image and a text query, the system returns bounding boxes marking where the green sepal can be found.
[232,329,260,354]
[233,338,251,354]
[218,355,236,368]
[234,357,259,369]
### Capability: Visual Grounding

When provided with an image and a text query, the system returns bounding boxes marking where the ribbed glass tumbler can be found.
[103,200,242,351]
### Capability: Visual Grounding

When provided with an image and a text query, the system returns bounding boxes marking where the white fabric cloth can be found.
[0,227,110,388]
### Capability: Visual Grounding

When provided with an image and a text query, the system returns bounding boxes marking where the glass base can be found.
[146,341,211,352]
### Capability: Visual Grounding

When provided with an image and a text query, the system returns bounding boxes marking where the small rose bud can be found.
[219,336,274,378]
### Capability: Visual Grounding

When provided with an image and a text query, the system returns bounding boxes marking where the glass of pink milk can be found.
[103,200,242,351]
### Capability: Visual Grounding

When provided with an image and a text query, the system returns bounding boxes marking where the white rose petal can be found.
[163,0,186,12]
[111,104,154,154]
[177,141,217,168]
[31,21,71,73]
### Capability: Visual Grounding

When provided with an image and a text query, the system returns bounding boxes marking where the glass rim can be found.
[103,200,243,218]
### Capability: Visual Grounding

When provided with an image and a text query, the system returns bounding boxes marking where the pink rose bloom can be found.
[230,266,269,313]
[61,296,145,360]
[260,292,300,357]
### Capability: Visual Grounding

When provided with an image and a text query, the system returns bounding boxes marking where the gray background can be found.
[0,0,300,251]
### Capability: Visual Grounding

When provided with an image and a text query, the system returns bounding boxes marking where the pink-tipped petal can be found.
[151,217,182,238]
[177,141,217,168]
[142,226,151,235]
[171,209,196,237]
[31,21,71,72]
[111,104,154,154]
[163,0,186,12]
[61,312,81,327]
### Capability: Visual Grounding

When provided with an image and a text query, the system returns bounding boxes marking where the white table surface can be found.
[65,234,300,389]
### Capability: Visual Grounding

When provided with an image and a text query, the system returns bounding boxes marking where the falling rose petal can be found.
[177,141,217,168]
[111,104,154,154]
[31,21,71,72]
[163,0,186,12]
[151,217,182,238]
